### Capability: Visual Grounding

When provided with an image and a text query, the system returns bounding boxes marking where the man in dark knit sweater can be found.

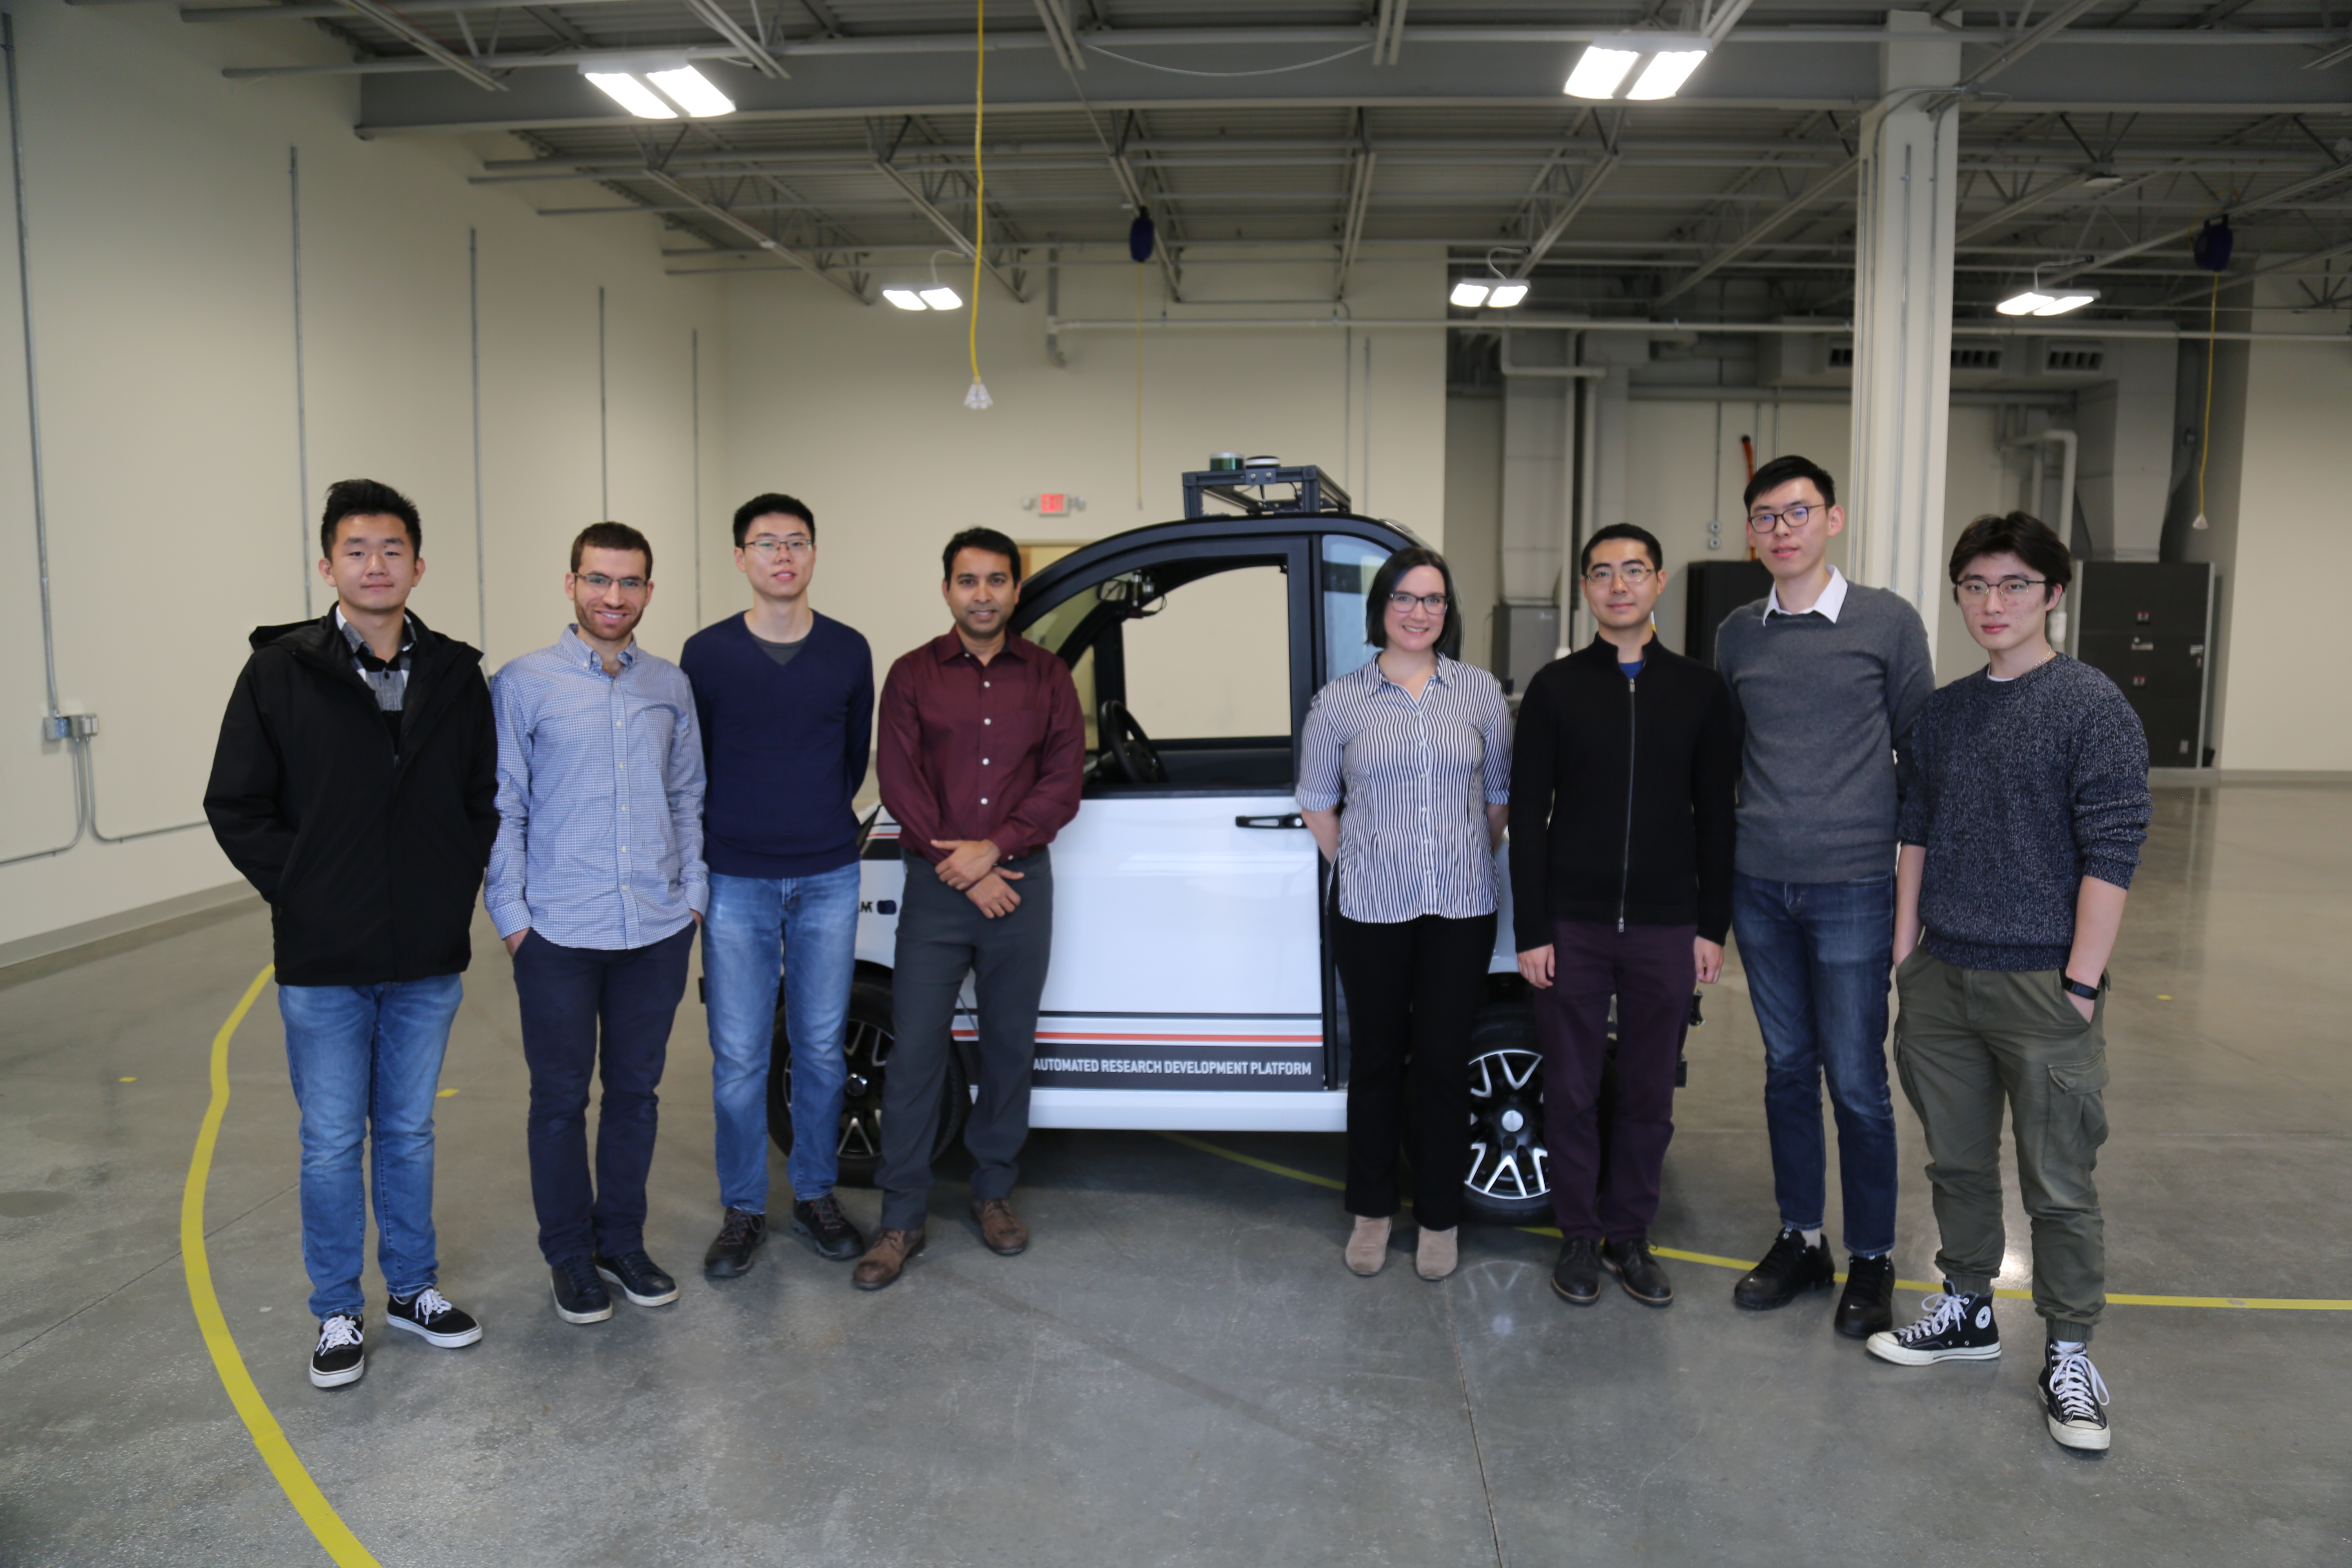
[1716,454,1935,1339]
[680,494,875,1279]
[1511,525,1743,1312]
[1867,511,2149,1456]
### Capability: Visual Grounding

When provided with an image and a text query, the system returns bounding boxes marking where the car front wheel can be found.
[767,976,971,1188]
[1461,1000,1552,1225]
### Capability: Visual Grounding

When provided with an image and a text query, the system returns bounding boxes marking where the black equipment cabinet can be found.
[2069,561,2214,767]
[1682,560,1775,667]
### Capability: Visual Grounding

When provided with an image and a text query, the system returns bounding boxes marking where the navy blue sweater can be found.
[680,612,874,879]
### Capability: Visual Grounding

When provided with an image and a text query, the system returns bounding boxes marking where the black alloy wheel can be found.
[767,976,971,1188]
[1461,1000,1552,1225]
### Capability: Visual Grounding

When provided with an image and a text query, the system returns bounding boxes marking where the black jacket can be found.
[1507,635,1743,951]
[205,611,499,987]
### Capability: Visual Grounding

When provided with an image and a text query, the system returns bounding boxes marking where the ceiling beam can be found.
[2051,158,2352,284]
[2162,234,2352,303]
[637,170,868,300]
[680,0,788,78]
[1655,154,1860,305]
[1960,0,2107,86]
[869,160,1026,301]
[1334,148,1378,297]
[1511,154,1621,278]
[334,0,502,90]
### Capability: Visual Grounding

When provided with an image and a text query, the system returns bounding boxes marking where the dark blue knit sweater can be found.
[1897,654,2151,972]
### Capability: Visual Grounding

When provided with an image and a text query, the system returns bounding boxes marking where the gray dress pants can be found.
[877,848,1054,1231]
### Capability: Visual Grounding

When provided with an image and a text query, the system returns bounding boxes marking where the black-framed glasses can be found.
[1584,562,1655,586]
[1746,503,1818,532]
[1956,577,2050,603]
[1387,591,1450,613]
[744,535,813,559]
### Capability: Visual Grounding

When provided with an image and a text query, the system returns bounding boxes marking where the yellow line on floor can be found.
[182,965,383,1568]
[1159,1131,2352,1312]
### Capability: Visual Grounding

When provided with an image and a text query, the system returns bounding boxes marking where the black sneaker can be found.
[550,1256,613,1325]
[791,1193,865,1262]
[703,1207,767,1280]
[1865,1286,2001,1365]
[1550,1237,1602,1306]
[385,1286,483,1348]
[309,1313,365,1388]
[1835,1253,1898,1339]
[595,1250,680,1307]
[1601,1237,1674,1307]
[2041,1341,2112,1453]
[1732,1227,1837,1311]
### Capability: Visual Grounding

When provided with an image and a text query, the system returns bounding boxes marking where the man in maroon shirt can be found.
[854,527,1086,1291]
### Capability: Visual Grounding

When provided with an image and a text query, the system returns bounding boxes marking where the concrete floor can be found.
[1,780,2347,1567]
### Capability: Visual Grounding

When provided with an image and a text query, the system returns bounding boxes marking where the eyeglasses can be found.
[1387,591,1451,613]
[1956,577,2051,603]
[744,536,813,559]
[576,572,648,593]
[1584,562,1656,586]
[1746,503,1818,533]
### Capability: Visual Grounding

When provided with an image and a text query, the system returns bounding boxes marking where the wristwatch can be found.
[2060,975,2102,1002]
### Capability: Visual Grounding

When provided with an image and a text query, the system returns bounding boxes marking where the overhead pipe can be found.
[1045,315,2347,343]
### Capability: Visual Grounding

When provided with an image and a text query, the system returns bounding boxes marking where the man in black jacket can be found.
[206,479,499,1390]
[1510,524,1742,1311]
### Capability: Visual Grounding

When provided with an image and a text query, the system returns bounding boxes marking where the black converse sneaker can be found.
[309,1313,365,1389]
[2040,1341,2112,1452]
[385,1286,483,1348]
[1864,1285,2001,1365]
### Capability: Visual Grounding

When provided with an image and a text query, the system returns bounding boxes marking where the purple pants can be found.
[1534,919,1696,1242]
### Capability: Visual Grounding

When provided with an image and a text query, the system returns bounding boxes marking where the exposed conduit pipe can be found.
[2003,427,2078,647]
[1047,315,2348,344]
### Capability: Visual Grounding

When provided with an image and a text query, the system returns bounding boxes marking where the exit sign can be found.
[1038,493,1069,516]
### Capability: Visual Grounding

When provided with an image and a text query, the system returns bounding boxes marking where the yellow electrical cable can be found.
[2196,268,2218,522]
[968,0,984,394]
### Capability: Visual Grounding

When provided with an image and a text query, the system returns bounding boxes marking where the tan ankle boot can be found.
[1345,1215,1391,1276]
[1416,1225,1459,1281]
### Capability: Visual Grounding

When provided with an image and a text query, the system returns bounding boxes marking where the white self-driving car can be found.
[762,466,1561,1224]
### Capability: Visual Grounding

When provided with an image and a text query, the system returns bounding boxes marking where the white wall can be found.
[0,4,726,947]
[717,249,1448,736]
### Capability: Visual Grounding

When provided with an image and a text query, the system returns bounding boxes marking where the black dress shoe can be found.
[1732,1227,1837,1311]
[791,1194,864,1262]
[703,1207,768,1280]
[1550,1237,1602,1306]
[1835,1253,1897,1339]
[1602,1237,1674,1307]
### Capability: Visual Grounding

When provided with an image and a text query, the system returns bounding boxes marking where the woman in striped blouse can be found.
[1298,546,1511,1282]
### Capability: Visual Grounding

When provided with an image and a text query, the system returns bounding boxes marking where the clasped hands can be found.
[931,838,1022,918]
[1516,936,1724,990]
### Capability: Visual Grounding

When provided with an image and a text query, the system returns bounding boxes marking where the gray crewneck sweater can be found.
[1897,654,2151,972]
[1715,581,1936,883]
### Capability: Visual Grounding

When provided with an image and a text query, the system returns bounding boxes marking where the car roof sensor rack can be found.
[1181,463,1354,521]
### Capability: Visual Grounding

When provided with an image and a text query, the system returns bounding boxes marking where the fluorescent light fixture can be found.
[1997,285,2100,316]
[1486,281,1530,308]
[647,65,733,117]
[882,288,929,310]
[919,285,964,310]
[1450,280,1492,308]
[1627,47,1710,100]
[583,71,676,119]
[1564,46,1639,99]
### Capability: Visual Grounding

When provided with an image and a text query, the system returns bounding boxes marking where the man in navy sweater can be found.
[680,494,875,1279]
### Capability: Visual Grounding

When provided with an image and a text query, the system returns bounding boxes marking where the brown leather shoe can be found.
[851,1227,926,1291]
[970,1198,1029,1256]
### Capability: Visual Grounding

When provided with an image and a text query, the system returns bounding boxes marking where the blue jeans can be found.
[702,863,861,1211]
[277,974,465,1320]
[1731,871,1899,1258]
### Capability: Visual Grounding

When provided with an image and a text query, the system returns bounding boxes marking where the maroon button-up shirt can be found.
[877,629,1086,866]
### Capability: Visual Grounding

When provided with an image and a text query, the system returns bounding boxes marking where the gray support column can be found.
[1848,11,1960,657]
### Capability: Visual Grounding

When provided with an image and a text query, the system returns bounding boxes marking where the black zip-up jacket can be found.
[205,610,499,988]
[1507,635,1743,952]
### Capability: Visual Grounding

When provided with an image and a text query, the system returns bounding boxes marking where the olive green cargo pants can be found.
[1893,948,2110,1342]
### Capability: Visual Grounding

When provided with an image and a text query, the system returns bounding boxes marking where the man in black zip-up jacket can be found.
[1509,524,1742,1312]
[205,479,499,1391]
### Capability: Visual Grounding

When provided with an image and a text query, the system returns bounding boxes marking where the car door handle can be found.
[1235,813,1305,829]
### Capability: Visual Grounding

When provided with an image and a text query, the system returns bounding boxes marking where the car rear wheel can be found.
[767,976,971,1189]
[1461,1000,1552,1225]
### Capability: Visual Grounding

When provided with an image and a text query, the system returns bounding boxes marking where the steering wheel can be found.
[1097,699,1170,785]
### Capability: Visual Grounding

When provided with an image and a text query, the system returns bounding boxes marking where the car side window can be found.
[1123,564,1290,741]
[1321,535,1387,684]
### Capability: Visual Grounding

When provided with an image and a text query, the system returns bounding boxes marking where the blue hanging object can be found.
[1128,210,1156,263]
[2192,216,2234,273]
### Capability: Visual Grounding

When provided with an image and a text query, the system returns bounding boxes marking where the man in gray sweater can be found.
[1868,511,2148,1455]
[1716,454,1935,1339]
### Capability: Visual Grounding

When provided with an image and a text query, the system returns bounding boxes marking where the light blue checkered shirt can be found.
[486,628,708,951]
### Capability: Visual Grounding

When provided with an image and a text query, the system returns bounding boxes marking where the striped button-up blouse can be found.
[1296,653,1512,924]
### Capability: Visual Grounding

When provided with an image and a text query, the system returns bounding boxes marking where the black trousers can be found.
[1333,909,1497,1232]
[877,850,1054,1232]
[510,924,694,1265]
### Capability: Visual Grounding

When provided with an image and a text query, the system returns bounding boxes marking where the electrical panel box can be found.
[1490,601,1559,696]
[1682,560,1775,667]
[2069,560,2214,767]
